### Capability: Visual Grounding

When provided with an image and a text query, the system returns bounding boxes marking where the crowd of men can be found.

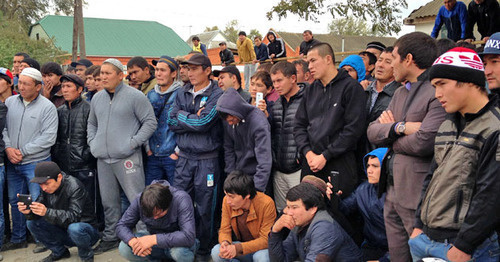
[0,22,498,262]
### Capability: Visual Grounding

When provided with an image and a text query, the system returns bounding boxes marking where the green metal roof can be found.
[30,15,191,57]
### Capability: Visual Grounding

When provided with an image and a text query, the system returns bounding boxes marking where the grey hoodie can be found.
[87,82,157,163]
[216,88,272,191]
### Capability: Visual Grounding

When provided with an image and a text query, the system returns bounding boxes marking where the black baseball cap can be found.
[213,66,241,85]
[70,59,93,68]
[181,53,211,67]
[60,74,85,87]
[30,162,61,184]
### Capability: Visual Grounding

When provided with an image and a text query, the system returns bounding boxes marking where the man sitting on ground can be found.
[19,161,99,262]
[212,171,276,262]
[117,180,196,262]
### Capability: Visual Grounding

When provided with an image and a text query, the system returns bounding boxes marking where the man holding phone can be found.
[18,161,99,262]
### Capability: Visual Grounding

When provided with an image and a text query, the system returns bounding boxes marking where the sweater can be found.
[87,82,157,163]
[3,94,58,164]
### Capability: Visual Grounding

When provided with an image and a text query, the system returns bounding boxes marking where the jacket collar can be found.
[184,80,217,97]
[229,198,258,223]
[17,93,41,104]
[65,96,83,108]
[365,80,399,97]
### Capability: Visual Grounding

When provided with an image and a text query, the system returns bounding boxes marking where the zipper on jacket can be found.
[453,189,463,224]
[105,97,112,159]
[16,105,27,150]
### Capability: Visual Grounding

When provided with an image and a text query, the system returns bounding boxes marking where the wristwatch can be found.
[397,122,406,135]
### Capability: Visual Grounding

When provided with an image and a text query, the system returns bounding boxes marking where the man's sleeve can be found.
[87,100,97,145]
[269,230,298,262]
[223,125,236,174]
[218,197,233,244]
[321,84,366,161]
[252,122,272,192]
[304,221,343,262]
[20,104,58,157]
[367,91,400,147]
[116,197,142,244]
[486,1,500,37]
[130,94,157,150]
[431,8,444,38]
[454,131,500,254]
[156,193,196,248]
[0,103,9,148]
[293,89,311,156]
[168,89,221,133]
[299,42,306,55]
[392,96,446,157]
[201,44,208,56]
[236,199,276,255]
[465,3,476,39]
[459,3,468,39]
[275,39,286,58]
[44,185,86,228]
[227,50,235,64]
[262,45,269,62]
[248,40,256,61]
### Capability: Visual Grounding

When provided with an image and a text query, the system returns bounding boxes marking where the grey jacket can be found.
[88,82,157,163]
[3,95,58,164]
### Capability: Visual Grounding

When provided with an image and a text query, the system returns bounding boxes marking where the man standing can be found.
[213,66,251,102]
[2,68,58,251]
[40,62,65,108]
[19,161,99,262]
[167,53,223,260]
[299,30,321,58]
[367,32,447,261]
[431,0,468,42]
[219,42,235,66]
[409,47,500,261]
[212,172,276,262]
[127,56,157,95]
[294,43,366,197]
[117,181,197,262]
[481,32,500,101]
[216,88,272,192]
[269,61,303,212]
[237,31,257,89]
[465,0,500,42]
[51,74,99,225]
[192,36,208,56]
[253,36,269,64]
[70,59,93,82]
[146,56,182,185]
[88,58,157,254]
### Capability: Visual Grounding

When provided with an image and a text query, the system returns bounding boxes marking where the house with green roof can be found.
[29,15,191,65]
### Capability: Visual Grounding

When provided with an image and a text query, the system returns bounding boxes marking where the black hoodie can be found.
[267,31,287,59]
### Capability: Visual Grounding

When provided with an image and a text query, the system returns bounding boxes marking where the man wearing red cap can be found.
[409,47,500,261]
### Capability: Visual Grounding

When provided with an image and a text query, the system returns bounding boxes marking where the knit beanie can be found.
[429,47,485,87]
[301,175,327,196]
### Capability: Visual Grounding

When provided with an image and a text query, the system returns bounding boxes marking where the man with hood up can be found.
[216,88,272,192]
[266,31,287,60]
[339,55,366,83]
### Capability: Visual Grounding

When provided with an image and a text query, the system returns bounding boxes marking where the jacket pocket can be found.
[453,189,463,224]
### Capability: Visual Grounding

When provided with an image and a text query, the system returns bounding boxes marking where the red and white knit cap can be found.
[430,47,485,87]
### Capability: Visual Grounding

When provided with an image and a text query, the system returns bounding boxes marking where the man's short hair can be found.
[127,56,149,70]
[41,62,63,76]
[292,60,310,74]
[92,66,101,78]
[394,32,437,70]
[359,51,377,65]
[238,31,246,36]
[223,171,257,199]
[140,183,173,218]
[436,38,457,56]
[384,46,394,53]
[192,36,200,42]
[270,61,297,77]
[85,65,100,76]
[14,52,29,59]
[308,42,335,63]
[254,35,262,41]
[286,183,325,211]
[258,63,273,73]
[251,71,273,89]
[303,30,312,35]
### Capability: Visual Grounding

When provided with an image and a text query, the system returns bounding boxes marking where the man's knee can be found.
[170,246,195,262]
[118,241,136,260]
[210,244,222,262]
[253,249,270,262]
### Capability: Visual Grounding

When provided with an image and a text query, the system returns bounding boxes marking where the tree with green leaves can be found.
[248,29,261,41]
[204,26,219,32]
[328,17,383,36]
[0,0,77,29]
[222,20,239,43]
[267,0,407,36]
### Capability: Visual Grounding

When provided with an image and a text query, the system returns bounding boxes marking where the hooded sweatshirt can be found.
[216,88,272,191]
[339,55,366,82]
[267,31,287,59]
[340,147,389,251]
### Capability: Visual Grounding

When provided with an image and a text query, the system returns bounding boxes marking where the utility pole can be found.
[71,0,78,62]
[71,0,86,61]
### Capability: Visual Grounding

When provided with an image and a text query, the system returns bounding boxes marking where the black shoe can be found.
[80,257,93,262]
[40,249,70,262]
[93,240,119,255]
[1,241,27,251]
[33,242,48,253]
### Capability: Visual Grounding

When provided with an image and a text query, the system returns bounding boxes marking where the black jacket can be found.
[0,102,6,165]
[26,174,97,229]
[219,49,235,65]
[271,88,304,173]
[52,97,96,173]
[267,31,286,59]
[465,0,500,39]
[299,38,321,55]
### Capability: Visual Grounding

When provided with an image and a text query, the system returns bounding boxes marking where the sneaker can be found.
[1,241,27,251]
[33,242,48,253]
[40,249,70,262]
[93,240,119,255]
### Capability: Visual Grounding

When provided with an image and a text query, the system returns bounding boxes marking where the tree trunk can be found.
[71,0,78,62]
[77,0,86,59]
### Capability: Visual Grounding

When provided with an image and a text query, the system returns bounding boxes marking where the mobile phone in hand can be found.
[330,171,339,193]
[18,194,32,209]
[256,92,264,107]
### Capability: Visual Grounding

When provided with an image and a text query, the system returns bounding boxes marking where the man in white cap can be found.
[87,58,157,254]
[2,67,58,251]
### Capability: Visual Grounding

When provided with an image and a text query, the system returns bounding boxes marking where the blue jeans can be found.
[409,232,500,262]
[119,231,198,262]
[0,165,5,249]
[211,243,270,262]
[145,155,176,185]
[27,219,99,259]
[6,158,48,243]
